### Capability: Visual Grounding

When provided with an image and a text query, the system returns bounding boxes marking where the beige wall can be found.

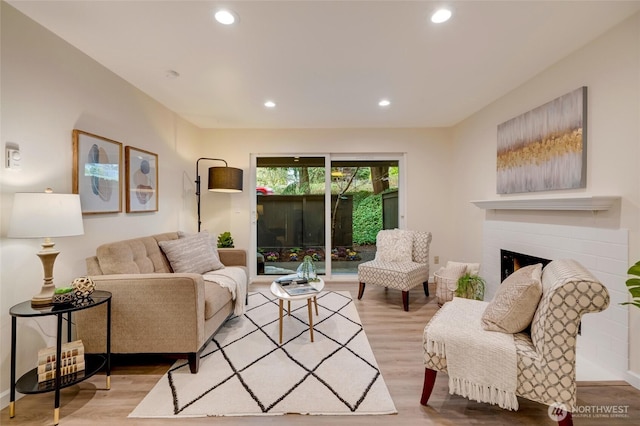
[198,128,454,275]
[0,2,201,406]
[450,13,640,381]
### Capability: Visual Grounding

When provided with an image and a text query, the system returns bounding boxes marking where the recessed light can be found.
[378,99,391,107]
[431,8,452,24]
[214,9,237,25]
[264,101,276,108]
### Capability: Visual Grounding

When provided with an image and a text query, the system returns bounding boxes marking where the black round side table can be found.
[9,290,112,425]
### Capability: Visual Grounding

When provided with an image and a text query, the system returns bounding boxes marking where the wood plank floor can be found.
[3,282,639,425]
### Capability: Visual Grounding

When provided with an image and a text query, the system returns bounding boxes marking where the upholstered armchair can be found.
[420,259,610,426]
[357,229,432,311]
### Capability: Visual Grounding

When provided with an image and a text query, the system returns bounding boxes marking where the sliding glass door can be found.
[253,154,402,278]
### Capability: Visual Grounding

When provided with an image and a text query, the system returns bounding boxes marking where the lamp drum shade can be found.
[8,192,84,238]
[208,166,243,192]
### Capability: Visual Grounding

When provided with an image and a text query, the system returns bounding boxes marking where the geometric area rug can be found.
[129,290,397,418]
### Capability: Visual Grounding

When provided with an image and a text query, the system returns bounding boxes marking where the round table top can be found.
[270,275,325,301]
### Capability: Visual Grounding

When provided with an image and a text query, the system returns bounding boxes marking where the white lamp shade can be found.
[8,192,84,238]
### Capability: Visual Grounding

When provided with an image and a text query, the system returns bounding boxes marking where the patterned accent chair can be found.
[420,259,610,426]
[357,229,432,311]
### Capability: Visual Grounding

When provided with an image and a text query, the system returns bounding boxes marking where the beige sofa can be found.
[75,232,247,373]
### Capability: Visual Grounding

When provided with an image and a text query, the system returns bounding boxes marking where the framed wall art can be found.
[72,129,123,214]
[496,86,587,194]
[125,146,158,213]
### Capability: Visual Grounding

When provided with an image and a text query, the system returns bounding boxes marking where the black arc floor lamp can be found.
[195,158,243,232]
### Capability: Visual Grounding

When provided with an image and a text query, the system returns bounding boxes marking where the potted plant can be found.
[217,231,234,248]
[622,260,640,309]
[297,255,319,282]
[455,273,486,301]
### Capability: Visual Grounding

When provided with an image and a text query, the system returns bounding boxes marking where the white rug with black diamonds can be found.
[129,290,397,418]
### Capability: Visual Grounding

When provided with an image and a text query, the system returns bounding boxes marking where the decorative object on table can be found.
[455,273,486,301]
[72,129,123,214]
[129,291,397,418]
[195,157,243,232]
[297,255,318,281]
[72,276,96,299]
[497,86,587,194]
[216,231,234,248]
[434,262,470,306]
[622,260,640,309]
[52,287,75,305]
[125,146,158,213]
[37,340,85,383]
[7,189,85,307]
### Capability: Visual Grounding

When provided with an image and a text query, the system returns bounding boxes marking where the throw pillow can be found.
[438,263,468,291]
[481,263,543,333]
[446,261,481,276]
[159,231,224,274]
[375,229,413,263]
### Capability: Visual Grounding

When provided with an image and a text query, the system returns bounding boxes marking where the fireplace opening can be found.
[501,249,551,282]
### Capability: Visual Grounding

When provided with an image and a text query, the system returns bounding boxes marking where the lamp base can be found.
[33,246,59,308]
[31,284,55,307]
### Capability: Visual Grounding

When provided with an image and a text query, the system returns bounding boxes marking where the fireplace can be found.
[484,220,629,381]
[500,249,551,282]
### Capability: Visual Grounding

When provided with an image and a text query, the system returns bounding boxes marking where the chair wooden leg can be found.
[423,281,429,297]
[402,290,409,311]
[420,368,438,405]
[558,411,573,426]
[358,282,365,300]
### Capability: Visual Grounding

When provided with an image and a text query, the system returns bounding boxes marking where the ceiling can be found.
[8,1,640,129]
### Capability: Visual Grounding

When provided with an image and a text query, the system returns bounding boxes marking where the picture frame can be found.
[125,146,158,213]
[72,129,123,214]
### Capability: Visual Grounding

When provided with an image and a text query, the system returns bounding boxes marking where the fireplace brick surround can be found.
[482,220,629,381]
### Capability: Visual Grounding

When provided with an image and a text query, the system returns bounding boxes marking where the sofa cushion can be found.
[481,263,543,333]
[158,231,224,274]
[375,229,413,263]
[96,234,176,274]
[203,281,233,320]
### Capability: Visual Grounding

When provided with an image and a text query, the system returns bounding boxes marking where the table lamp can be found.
[8,189,84,307]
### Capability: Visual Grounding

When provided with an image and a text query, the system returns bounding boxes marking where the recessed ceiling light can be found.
[214,9,237,25]
[378,99,391,107]
[431,8,452,24]
[264,101,276,108]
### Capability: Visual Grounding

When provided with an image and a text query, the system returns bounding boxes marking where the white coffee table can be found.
[270,275,325,344]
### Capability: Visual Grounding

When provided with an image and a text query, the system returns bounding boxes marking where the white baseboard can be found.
[625,370,640,390]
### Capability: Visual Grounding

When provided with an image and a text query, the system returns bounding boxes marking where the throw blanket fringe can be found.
[203,268,247,315]
[449,377,519,410]
[424,297,518,411]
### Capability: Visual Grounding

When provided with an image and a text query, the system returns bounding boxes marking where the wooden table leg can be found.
[313,296,318,315]
[307,298,314,342]
[279,299,284,344]
[287,300,291,316]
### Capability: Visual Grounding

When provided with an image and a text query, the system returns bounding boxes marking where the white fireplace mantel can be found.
[471,196,620,211]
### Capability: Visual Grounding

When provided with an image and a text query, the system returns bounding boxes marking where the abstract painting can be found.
[73,130,122,214]
[125,146,158,213]
[497,87,587,194]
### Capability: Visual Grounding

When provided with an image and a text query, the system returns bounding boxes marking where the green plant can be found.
[455,273,486,301]
[297,255,319,282]
[622,261,640,309]
[216,231,234,248]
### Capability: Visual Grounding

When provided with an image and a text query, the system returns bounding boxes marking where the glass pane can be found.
[256,157,326,276]
[330,160,399,274]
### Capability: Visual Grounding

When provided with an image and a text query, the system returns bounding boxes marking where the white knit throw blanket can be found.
[424,297,519,410]
[203,268,247,315]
